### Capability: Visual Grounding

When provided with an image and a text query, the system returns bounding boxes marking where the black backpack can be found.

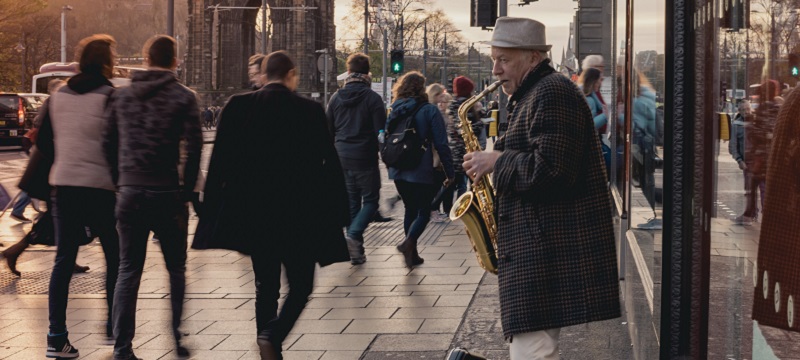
[381,102,427,169]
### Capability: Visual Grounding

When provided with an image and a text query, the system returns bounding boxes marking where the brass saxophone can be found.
[449,80,505,275]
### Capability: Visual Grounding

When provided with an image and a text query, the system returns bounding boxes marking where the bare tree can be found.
[336,0,465,78]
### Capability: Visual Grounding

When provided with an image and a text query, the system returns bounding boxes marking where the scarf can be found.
[345,72,371,86]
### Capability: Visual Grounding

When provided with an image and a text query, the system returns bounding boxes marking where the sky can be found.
[334,0,666,65]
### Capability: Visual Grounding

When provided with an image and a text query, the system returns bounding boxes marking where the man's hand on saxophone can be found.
[463,150,503,181]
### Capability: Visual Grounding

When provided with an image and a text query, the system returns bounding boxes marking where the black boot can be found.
[396,236,418,269]
[2,237,30,277]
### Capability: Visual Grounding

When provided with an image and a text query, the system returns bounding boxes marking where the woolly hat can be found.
[453,76,475,98]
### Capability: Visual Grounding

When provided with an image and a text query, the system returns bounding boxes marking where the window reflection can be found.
[711,0,799,357]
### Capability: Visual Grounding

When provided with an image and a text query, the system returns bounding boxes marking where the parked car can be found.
[0,93,48,146]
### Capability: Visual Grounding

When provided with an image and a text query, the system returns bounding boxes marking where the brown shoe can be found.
[73,264,90,273]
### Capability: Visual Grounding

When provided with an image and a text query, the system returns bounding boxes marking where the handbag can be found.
[26,211,55,246]
[19,101,54,201]
[18,146,53,201]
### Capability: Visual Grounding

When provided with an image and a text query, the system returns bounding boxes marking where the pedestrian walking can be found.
[248,53,266,90]
[580,67,612,176]
[446,76,482,199]
[193,50,350,360]
[326,53,387,265]
[733,80,778,225]
[426,83,453,221]
[728,101,750,192]
[103,35,202,360]
[628,71,661,230]
[387,71,454,268]
[462,18,620,359]
[2,79,92,278]
[38,34,121,359]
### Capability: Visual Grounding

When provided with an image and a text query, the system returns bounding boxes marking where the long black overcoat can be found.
[193,83,350,266]
[492,60,621,337]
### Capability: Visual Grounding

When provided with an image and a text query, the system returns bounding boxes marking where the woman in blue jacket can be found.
[581,68,608,131]
[581,67,611,175]
[387,72,455,268]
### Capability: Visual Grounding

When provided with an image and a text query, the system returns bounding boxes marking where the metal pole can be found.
[20,33,26,92]
[423,22,427,78]
[400,11,404,50]
[477,51,481,91]
[324,50,329,107]
[383,29,388,106]
[499,0,507,17]
[167,0,174,36]
[61,7,67,63]
[261,0,267,54]
[745,27,749,92]
[467,43,472,81]
[442,32,447,85]
[364,0,369,54]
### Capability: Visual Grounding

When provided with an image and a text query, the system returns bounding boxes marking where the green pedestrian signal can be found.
[391,49,404,74]
[790,53,800,77]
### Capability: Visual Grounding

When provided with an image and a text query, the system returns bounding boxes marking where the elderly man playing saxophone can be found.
[462,17,620,359]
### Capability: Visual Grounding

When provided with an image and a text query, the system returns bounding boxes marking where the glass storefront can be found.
[707,0,800,358]
[504,1,796,357]
[586,0,797,358]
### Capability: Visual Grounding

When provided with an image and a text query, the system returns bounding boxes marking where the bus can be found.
[31,62,78,94]
[31,62,144,93]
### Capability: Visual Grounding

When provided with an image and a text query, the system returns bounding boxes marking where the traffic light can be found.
[470,0,497,28]
[790,53,800,77]
[391,50,404,74]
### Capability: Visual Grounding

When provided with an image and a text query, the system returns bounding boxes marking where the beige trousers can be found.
[509,328,561,360]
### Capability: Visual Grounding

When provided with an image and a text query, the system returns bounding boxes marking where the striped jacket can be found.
[492,60,620,337]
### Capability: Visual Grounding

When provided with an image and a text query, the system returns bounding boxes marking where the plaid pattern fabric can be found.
[752,86,800,332]
[492,61,621,337]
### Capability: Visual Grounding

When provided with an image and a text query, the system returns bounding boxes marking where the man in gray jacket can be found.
[326,53,386,264]
[103,35,202,360]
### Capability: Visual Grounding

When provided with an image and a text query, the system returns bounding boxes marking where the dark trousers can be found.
[743,173,766,218]
[252,248,315,351]
[344,166,381,241]
[394,180,439,241]
[49,186,119,335]
[113,186,188,359]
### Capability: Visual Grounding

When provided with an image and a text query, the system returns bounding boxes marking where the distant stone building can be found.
[575,0,612,75]
[185,0,336,106]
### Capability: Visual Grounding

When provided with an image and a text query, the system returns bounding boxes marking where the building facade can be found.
[185,0,336,105]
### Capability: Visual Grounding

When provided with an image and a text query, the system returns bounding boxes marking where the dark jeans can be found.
[344,167,381,241]
[394,180,439,241]
[49,186,119,335]
[252,249,315,351]
[113,186,188,359]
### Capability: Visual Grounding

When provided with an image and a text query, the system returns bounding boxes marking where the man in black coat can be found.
[326,53,386,264]
[463,18,619,359]
[193,51,350,360]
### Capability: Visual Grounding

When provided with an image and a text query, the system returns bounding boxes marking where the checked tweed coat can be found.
[492,60,620,337]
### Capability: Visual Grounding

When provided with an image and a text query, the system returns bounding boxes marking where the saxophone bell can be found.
[449,80,505,275]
